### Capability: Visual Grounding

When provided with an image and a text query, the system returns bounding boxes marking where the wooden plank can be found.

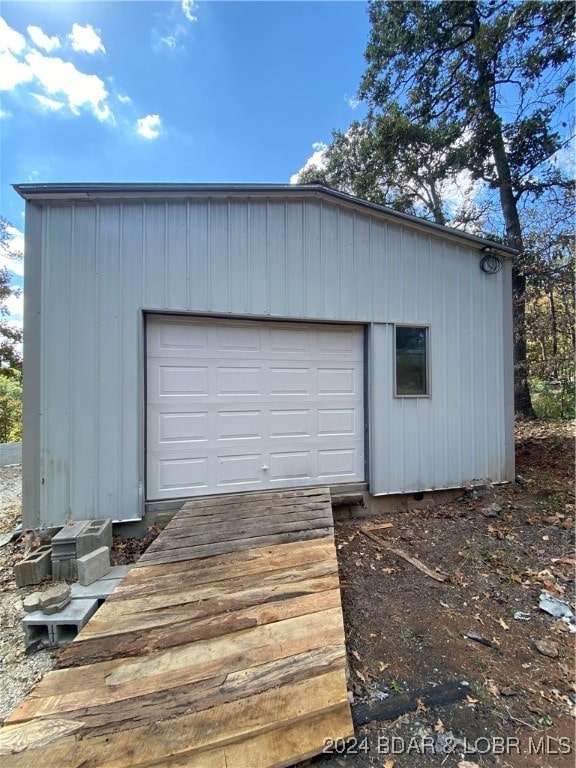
[59,589,343,667]
[138,528,334,566]
[12,607,345,712]
[2,670,351,768]
[131,536,333,575]
[149,517,333,551]
[3,491,351,768]
[169,500,332,525]
[13,644,347,731]
[179,487,331,510]
[111,538,336,598]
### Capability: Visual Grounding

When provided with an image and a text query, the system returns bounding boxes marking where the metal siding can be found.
[42,207,72,520]
[69,205,98,519]
[22,204,43,529]
[27,195,511,525]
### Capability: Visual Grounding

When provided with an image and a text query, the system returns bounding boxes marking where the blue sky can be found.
[0,0,371,327]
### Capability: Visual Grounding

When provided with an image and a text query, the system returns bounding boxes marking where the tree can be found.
[0,217,23,377]
[300,0,575,418]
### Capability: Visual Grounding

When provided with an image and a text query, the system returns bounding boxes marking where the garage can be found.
[146,315,365,500]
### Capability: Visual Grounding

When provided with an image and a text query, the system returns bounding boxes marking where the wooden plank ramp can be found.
[1,488,353,767]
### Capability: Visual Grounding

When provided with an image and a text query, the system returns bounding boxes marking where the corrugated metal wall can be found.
[23,196,513,526]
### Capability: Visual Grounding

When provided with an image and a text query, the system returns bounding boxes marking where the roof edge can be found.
[12,182,517,257]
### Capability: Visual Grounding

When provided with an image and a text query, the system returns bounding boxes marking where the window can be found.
[395,326,429,396]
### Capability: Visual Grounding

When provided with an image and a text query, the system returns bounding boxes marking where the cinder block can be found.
[76,519,113,558]
[51,521,91,560]
[77,546,111,586]
[23,598,99,648]
[52,558,77,582]
[71,578,122,603]
[14,545,53,587]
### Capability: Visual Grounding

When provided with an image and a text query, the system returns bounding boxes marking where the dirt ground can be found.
[1,422,574,767]
[309,421,575,768]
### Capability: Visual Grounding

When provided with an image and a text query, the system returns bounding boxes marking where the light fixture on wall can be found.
[479,247,503,275]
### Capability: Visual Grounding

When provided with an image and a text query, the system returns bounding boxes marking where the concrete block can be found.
[52,558,77,582]
[39,584,71,613]
[77,546,111,586]
[76,519,113,558]
[71,578,122,602]
[14,545,53,587]
[51,520,91,560]
[107,565,132,579]
[23,592,42,612]
[23,598,99,648]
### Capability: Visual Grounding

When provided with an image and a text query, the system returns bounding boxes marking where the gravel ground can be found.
[0,464,57,722]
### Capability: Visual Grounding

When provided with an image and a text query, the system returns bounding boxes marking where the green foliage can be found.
[0,376,22,442]
[295,0,575,419]
[530,380,575,422]
[0,216,23,378]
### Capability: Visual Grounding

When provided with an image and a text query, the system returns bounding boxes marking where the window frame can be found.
[393,324,431,398]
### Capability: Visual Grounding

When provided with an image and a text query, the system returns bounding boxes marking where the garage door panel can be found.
[318,409,356,436]
[157,457,208,492]
[147,317,364,500]
[216,410,262,440]
[269,451,312,481]
[157,365,209,397]
[217,454,262,485]
[158,412,208,443]
[270,367,311,396]
[270,409,311,438]
[318,448,359,478]
[317,368,358,395]
[217,366,262,395]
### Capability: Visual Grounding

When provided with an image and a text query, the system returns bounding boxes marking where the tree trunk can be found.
[471,13,536,418]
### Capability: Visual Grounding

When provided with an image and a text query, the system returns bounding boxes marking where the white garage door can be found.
[146,316,365,500]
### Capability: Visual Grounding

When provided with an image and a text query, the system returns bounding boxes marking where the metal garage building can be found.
[15,183,515,529]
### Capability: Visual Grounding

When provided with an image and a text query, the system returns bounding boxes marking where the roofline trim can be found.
[12,182,517,257]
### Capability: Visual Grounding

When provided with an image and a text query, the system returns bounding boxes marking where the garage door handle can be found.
[261,465,269,471]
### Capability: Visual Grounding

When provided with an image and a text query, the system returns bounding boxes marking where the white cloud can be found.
[160,35,177,49]
[290,142,328,184]
[27,25,60,52]
[0,225,24,278]
[117,93,131,104]
[181,1,198,23]
[32,92,65,112]
[68,23,105,54]
[5,293,23,322]
[25,50,112,121]
[136,113,162,139]
[0,17,26,53]
[0,108,11,119]
[345,95,360,110]
[0,50,33,90]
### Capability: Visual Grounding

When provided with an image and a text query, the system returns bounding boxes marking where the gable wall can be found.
[22,196,513,527]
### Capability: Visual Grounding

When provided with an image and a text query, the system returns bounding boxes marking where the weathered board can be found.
[1,488,353,767]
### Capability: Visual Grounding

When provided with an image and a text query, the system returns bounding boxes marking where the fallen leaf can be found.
[356,669,366,683]
[458,762,481,768]
[466,695,479,704]
[416,697,427,714]
[498,617,509,630]
[383,759,395,768]
[351,650,361,662]
[379,661,390,672]
[487,679,499,696]
[434,717,444,733]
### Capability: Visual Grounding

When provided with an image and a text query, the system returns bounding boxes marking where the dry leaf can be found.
[415,697,427,714]
[379,661,390,672]
[434,717,445,733]
[352,650,361,662]
[381,567,395,574]
[498,617,509,630]
[356,669,366,683]
[383,759,395,768]
[466,695,479,704]
[487,679,499,696]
